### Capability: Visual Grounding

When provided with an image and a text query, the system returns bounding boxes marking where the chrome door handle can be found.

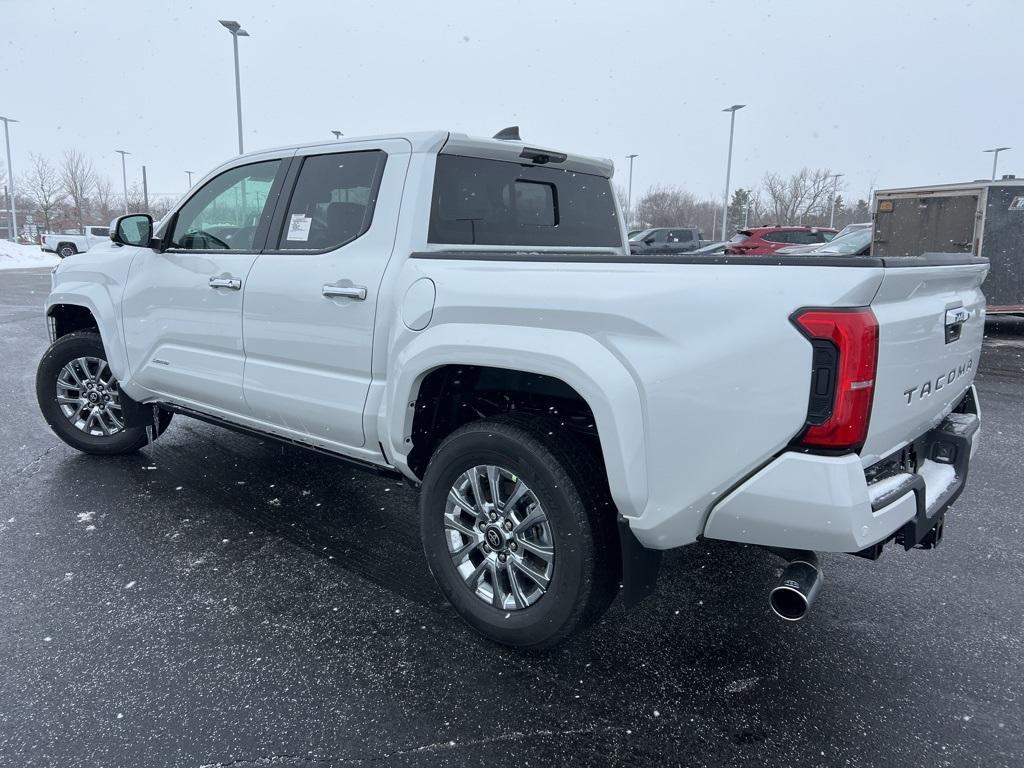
[209,277,241,290]
[322,284,367,300]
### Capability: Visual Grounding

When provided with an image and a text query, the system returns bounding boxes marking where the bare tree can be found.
[60,149,96,230]
[18,155,66,234]
[125,183,150,214]
[93,176,117,225]
[633,185,724,239]
[761,168,837,226]
[148,196,176,221]
[635,185,702,228]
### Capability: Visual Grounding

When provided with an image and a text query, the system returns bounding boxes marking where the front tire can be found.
[36,332,168,455]
[419,415,618,649]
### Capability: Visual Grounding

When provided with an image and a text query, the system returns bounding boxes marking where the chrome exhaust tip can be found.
[769,551,821,621]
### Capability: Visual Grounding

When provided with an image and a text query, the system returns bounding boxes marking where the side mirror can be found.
[643,236,656,245]
[111,213,154,247]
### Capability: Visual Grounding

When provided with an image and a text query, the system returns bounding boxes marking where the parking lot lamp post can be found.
[186,170,195,188]
[829,173,844,228]
[983,147,1011,181]
[219,20,250,154]
[331,130,343,140]
[115,150,130,214]
[0,116,19,241]
[626,153,639,229]
[720,105,745,241]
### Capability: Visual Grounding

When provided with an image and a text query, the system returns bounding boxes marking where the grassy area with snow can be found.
[0,241,60,271]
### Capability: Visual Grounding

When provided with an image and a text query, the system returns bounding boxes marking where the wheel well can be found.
[407,365,603,479]
[57,242,77,252]
[48,304,99,339]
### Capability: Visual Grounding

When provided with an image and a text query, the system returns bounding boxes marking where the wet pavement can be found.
[1,268,1022,767]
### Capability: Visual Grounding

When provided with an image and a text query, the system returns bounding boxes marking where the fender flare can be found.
[45,286,131,390]
[381,323,649,519]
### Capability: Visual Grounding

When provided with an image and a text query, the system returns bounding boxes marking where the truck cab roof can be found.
[220,130,615,180]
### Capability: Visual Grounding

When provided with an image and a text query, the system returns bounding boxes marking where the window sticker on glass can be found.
[287,213,312,241]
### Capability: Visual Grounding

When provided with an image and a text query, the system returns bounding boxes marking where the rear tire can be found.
[36,332,170,455]
[419,414,618,649]
[57,243,77,259]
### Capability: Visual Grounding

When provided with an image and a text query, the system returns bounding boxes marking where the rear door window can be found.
[429,154,620,247]
[275,150,387,251]
[762,230,792,243]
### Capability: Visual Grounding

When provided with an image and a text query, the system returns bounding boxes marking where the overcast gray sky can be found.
[3,0,1021,204]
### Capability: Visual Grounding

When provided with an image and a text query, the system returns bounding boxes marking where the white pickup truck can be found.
[41,225,111,259]
[35,130,987,648]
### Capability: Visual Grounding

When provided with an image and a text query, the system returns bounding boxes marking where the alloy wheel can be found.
[55,356,125,436]
[444,464,556,610]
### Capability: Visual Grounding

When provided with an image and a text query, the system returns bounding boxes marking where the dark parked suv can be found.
[629,227,702,255]
[725,226,836,255]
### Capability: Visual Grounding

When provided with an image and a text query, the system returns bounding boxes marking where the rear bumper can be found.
[703,386,980,553]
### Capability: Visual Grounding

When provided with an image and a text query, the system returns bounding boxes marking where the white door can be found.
[241,139,411,448]
[121,158,285,416]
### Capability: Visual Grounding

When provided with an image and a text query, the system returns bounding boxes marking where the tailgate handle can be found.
[944,307,970,344]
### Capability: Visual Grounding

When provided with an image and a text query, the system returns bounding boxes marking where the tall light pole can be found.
[828,173,844,228]
[0,116,19,242]
[185,170,195,188]
[720,104,745,241]
[983,146,1011,181]
[219,20,250,154]
[331,130,343,140]
[625,153,639,228]
[115,150,131,214]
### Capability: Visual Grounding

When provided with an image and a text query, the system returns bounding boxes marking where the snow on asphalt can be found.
[0,240,59,270]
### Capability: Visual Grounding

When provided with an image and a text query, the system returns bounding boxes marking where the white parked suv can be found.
[36,130,987,647]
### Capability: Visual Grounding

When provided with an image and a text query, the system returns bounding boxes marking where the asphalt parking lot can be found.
[1,267,1022,768]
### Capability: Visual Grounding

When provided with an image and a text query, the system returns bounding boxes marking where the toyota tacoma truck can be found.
[35,130,987,648]
[41,225,111,259]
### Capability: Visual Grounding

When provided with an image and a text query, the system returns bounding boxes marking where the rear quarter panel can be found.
[385,255,887,548]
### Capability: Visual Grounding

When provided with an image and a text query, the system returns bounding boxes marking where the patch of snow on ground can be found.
[725,677,760,694]
[0,240,59,270]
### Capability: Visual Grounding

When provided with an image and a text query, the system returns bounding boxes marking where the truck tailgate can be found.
[862,257,989,465]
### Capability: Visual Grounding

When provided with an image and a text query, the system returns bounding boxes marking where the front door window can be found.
[170,160,280,250]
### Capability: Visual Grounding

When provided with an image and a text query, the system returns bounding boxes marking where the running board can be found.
[159,403,403,480]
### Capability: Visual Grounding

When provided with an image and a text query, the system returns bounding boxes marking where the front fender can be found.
[381,323,649,519]
[45,281,136,397]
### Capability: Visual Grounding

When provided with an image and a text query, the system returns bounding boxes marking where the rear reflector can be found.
[791,307,879,452]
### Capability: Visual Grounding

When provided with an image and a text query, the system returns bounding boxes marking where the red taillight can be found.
[791,307,879,453]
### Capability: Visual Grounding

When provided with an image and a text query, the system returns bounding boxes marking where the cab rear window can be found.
[429,154,620,247]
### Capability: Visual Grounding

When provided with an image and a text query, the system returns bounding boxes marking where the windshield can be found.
[816,227,872,254]
[628,229,651,241]
[833,222,871,239]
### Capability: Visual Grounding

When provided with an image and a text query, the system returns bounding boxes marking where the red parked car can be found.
[725,226,837,255]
